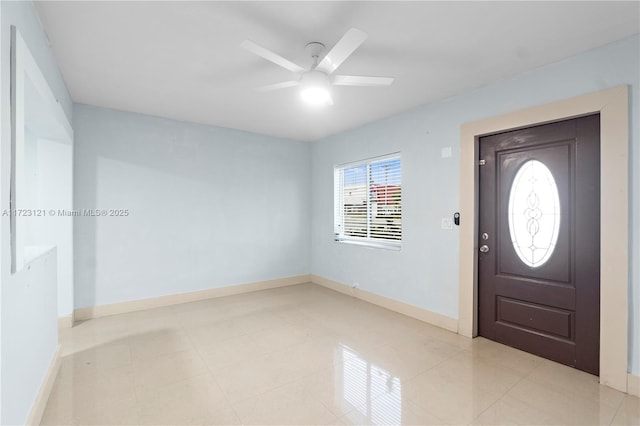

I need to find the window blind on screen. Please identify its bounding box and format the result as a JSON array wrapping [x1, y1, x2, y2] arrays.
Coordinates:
[[334, 155, 401, 247]]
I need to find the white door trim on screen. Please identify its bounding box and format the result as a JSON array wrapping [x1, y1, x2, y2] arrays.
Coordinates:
[[458, 86, 629, 392]]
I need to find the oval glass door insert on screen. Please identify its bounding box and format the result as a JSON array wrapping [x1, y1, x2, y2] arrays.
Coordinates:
[[508, 160, 560, 267]]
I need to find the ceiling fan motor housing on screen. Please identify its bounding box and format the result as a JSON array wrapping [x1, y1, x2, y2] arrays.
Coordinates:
[[305, 42, 326, 61]]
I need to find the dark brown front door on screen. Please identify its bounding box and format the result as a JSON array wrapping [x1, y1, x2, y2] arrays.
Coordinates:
[[478, 114, 600, 375]]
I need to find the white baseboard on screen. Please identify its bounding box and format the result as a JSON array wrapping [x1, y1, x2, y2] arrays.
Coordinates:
[[628, 372, 640, 397], [74, 274, 312, 321], [311, 274, 458, 333], [26, 344, 61, 425], [58, 314, 73, 329]]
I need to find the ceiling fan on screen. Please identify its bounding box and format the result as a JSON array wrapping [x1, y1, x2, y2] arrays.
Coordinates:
[[241, 28, 394, 106]]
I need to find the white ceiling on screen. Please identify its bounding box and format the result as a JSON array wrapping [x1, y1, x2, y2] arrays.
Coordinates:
[[35, 1, 639, 142]]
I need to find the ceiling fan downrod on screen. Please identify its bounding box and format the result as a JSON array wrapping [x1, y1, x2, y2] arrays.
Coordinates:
[[305, 42, 325, 68]]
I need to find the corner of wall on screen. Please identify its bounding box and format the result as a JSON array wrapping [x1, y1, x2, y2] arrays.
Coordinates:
[[311, 274, 459, 333]]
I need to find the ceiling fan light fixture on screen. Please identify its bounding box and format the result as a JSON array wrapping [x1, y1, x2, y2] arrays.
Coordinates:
[[300, 86, 331, 106], [300, 71, 332, 106], [242, 28, 394, 105]]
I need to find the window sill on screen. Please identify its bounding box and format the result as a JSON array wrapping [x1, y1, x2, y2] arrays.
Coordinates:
[[334, 239, 401, 251]]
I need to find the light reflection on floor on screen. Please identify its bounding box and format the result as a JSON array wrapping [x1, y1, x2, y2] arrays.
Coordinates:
[[42, 283, 638, 425], [339, 345, 402, 425]]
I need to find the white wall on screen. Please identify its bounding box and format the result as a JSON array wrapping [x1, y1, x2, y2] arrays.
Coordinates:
[[1, 4, 3, 420], [1, 250, 58, 425], [311, 35, 640, 374], [73, 104, 311, 309], [0, 1, 72, 423], [19, 40, 74, 319], [34, 138, 74, 316]]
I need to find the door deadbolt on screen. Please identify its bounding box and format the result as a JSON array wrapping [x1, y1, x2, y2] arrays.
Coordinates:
[[481, 233, 489, 240], [480, 245, 490, 253]]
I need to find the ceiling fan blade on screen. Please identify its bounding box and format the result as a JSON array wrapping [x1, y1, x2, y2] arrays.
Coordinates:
[[255, 81, 299, 92], [333, 75, 394, 86], [316, 28, 367, 74], [241, 40, 305, 74]]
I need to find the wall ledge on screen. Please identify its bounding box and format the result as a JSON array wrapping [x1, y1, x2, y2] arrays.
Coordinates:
[[311, 274, 458, 333], [73, 274, 311, 321]]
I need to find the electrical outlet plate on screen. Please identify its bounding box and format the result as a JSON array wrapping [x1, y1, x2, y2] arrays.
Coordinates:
[[442, 218, 453, 230]]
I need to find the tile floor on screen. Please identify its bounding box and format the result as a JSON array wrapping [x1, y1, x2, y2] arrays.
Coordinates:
[[42, 283, 639, 425]]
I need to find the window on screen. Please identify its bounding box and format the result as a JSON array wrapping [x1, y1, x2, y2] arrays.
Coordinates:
[[334, 154, 401, 248]]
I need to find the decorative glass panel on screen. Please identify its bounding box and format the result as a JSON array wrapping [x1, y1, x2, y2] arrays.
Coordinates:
[[508, 160, 560, 267]]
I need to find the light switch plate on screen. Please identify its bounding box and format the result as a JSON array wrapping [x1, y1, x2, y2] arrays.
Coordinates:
[[441, 147, 452, 158], [442, 218, 453, 230]]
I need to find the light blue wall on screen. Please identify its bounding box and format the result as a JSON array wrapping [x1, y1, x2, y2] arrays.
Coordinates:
[[311, 35, 640, 374], [73, 104, 311, 309], [0, 1, 72, 423], [1, 250, 58, 425], [0, 1, 71, 122]]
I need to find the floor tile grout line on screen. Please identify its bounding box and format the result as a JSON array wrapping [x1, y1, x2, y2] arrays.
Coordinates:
[[469, 367, 531, 425], [48, 285, 631, 426], [401, 393, 452, 426], [132, 313, 247, 424], [191, 325, 242, 415], [521, 360, 626, 413], [184, 310, 312, 425], [226, 358, 348, 414], [608, 392, 631, 425]]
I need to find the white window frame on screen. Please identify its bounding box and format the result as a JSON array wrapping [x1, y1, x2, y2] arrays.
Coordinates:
[[334, 153, 402, 250]]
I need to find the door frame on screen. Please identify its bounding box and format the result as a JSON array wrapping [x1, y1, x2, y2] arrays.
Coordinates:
[[458, 86, 629, 392]]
